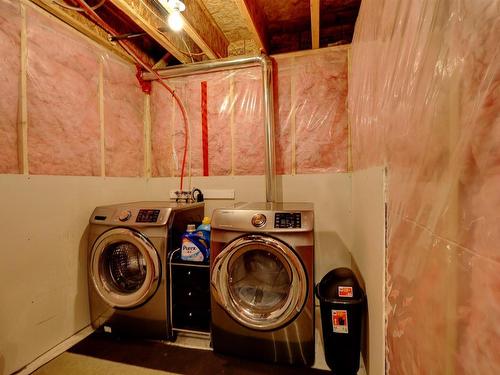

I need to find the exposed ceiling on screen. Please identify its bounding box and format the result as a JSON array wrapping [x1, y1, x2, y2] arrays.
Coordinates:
[[37, 0, 360, 66]]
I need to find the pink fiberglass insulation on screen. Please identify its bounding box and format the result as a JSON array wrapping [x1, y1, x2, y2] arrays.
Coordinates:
[[149, 48, 348, 177], [386, 221, 452, 374], [0, 0, 20, 173], [206, 71, 232, 176], [151, 80, 174, 177], [183, 78, 203, 177], [151, 77, 202, 178], [273, 56, 293, 175], [172, 72, 235, 177], [349, 0, 500, 373], [27, 8, 100, 176], [232, 67, 265, 175], [168, 77, 203, 177], [294, 48, 348, 174], [103, 56, 144, 177], [456, 255, 500, 373]]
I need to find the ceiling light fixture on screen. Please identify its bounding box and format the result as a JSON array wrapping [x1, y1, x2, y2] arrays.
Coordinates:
[[159, 0, 186, 32]]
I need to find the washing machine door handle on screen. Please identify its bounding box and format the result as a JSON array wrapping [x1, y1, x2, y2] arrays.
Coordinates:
[[211, 235, 308, 331], [90, 227, 161, 309]]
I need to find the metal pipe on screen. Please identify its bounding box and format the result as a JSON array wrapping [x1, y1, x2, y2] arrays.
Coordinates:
[[108, 32, 147, 42], [144, 55, 277, 203], [261, 57, 277, 203], [143, 55, 263, 80]]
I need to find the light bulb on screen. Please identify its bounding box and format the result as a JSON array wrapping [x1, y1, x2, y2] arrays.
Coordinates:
[[168, 11, 183, 32]]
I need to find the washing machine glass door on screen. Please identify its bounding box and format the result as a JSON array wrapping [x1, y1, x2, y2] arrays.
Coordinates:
[[211, 235, 307, 331], [91, 228, 160, 309]]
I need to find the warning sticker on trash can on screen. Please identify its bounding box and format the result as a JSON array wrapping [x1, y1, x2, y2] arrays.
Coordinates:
[[338, 286, 353, 297], [332, 310, 348, 334]]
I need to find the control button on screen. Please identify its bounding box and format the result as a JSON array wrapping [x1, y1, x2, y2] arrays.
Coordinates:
[[251, 213, 267, 227], [118, 210, 131, 222]]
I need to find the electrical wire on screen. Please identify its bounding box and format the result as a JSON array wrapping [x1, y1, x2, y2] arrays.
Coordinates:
[[73, 0, 190, 191], [179, 35, 193, 190], [52, 0, 106, 12], [181, 35, 194, 63]]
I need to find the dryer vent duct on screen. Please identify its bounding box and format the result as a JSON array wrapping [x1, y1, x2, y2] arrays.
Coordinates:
[[144, 55, 277, 203]]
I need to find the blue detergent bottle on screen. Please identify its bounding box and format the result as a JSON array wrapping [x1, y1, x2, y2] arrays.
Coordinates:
[[181, 224, 208, 262], [196, 217, 211, 260]]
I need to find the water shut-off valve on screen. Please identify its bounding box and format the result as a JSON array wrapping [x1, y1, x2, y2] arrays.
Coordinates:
[[174, 188, 204, 203]]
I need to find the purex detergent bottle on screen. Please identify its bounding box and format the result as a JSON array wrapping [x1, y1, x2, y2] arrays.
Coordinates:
[[181, 224, 208, 262], [196, 216, 211, 259]]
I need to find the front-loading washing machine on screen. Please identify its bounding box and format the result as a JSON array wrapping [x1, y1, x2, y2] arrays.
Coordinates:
[[210, 202, 314, 366], [88, 201, 204, 339]]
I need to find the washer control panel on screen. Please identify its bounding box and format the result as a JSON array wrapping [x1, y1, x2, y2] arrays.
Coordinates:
[[136, 209, 161, 223], [274, 212, 301, 228]]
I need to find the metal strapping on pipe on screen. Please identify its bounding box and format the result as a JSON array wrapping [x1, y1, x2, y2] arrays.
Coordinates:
[[144, 55, 277, 203]]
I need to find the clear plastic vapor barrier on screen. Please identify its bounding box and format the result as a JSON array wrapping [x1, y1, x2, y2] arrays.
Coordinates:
[[349, 0, 499, 373], [151, 47, 349, 177], [0, 0, 349, 178]]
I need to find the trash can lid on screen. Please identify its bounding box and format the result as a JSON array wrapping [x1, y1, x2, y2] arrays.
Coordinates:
[[315, 267, 364, 303]]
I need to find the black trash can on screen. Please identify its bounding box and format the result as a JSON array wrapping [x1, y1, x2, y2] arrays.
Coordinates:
[[316, 268, 365, 374]]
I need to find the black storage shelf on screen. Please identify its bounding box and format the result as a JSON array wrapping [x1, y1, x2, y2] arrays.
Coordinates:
[[172, 305, 211, 332], [170, 258, 210, 267], [169, 248, 211, 336]]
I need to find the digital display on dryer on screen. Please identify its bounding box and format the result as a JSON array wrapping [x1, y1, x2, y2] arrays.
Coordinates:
[[274, 213, 301, 228], [136, 209, 160, 223]]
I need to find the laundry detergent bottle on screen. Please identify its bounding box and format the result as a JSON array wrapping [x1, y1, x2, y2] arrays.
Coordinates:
[[196, 216, 211, 259], [181, 224, 208, 262]]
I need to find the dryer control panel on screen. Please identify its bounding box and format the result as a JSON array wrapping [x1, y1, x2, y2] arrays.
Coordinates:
[[274, 212, 301, 228], [136, 209, 161, 223]]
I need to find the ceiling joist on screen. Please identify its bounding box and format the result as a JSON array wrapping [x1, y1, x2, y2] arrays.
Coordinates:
[[108, 0, 200, 64], [310, 0, 320, 49], [234, 0, 268, 54]]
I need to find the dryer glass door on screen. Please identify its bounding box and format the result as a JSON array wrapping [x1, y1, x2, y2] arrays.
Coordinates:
[[211, 235, 307, 330], [91, 228, 160, 309]]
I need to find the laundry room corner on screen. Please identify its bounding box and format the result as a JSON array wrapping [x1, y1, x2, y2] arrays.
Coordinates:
[[0, 4, 358, 370], [3, 0, 495, 373]]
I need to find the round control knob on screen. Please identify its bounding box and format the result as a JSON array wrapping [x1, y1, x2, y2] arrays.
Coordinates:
[[118, 210, 131, 222], [251, 213, 267, 227]]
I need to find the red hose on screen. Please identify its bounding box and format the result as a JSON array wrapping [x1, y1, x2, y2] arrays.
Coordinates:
[[73, 0, 189, 190]]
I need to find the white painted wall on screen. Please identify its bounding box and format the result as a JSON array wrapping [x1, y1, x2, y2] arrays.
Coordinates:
[[0, 175, 173, 375], [0, 173, 352, 374], [351, 167, 386, 375]]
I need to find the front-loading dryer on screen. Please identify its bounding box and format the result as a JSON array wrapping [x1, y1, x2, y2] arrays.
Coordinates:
[[210, 202, 314, 366], [88, 201, 204, 339]]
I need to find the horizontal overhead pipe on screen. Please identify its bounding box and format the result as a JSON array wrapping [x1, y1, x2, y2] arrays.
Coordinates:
[[143, 55, 264, 80], [144, 55, 277, 203]]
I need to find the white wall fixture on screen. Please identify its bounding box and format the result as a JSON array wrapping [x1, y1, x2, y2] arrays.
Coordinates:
[[351, 167, 386, 375]]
